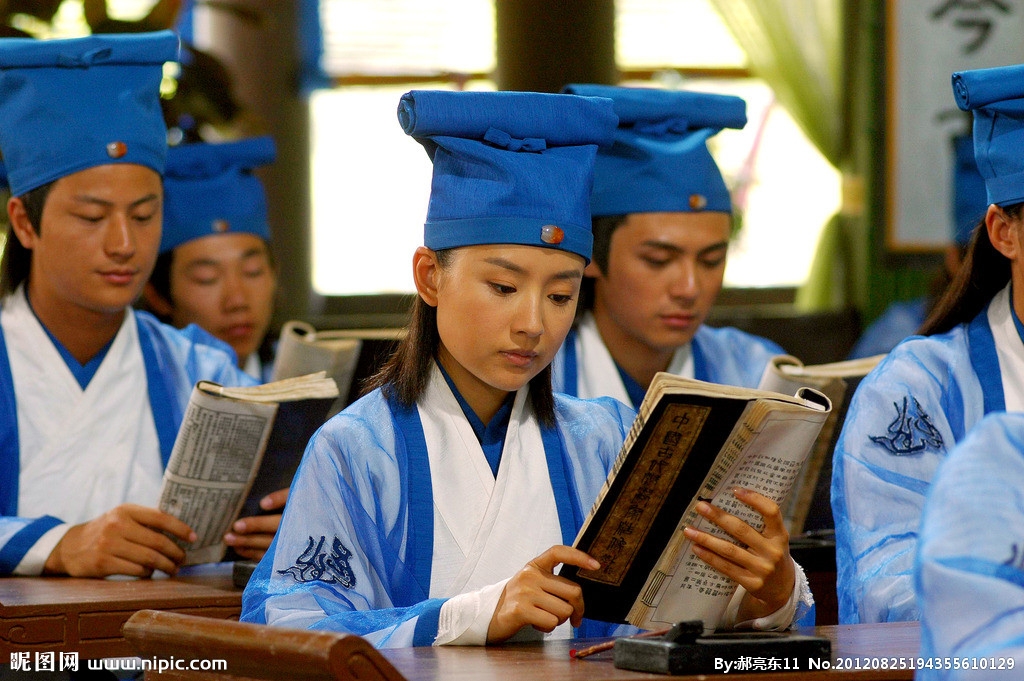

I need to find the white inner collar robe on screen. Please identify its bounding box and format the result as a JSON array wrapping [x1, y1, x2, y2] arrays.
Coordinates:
[[3, 286, 162, 523], [988, 283, 1024, 412], [572, 311, 692, 403]]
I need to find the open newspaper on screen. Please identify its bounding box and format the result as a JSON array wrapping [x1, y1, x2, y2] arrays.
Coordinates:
[[158, 372, 339, 564], [560, 372, 830, 632], [758, 354, 884, 534]]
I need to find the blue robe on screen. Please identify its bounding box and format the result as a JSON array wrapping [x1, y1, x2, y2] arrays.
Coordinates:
[[916, 412, 1024, 680], [551, 319, 783, 403], [0, 308, 254, 574], [241, 379, 636, 647], [832, 290, 1019, 624]]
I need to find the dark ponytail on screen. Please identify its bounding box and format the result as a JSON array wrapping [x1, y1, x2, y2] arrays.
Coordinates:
[[920, 203, 1021, 336]]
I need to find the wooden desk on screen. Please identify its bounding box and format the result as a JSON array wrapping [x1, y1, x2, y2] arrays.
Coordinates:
[[127, 616, 920, 681], [379, 623, 921, 681], [0, 570, 241, 659]]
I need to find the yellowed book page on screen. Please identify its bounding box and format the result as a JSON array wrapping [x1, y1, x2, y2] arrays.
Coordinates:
[[201, 371, 339, 403], [271, 321, 362, 407]]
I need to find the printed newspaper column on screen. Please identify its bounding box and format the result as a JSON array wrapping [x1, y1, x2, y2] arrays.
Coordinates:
[[159, 388, 277, 564], [158, 373, 339, 564]]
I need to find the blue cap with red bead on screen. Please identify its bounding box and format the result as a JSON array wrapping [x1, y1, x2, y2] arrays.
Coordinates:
[[0, 30, 178, 197], [398, 89, 618, 263], [161, 136, 276, 254], [562, 84, 746, 217]]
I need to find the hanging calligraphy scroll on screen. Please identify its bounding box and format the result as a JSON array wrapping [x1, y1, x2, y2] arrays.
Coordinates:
[[886, 0, 1024, 252]]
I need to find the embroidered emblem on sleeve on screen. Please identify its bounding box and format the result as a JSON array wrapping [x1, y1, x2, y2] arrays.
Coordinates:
[[869, 396, 944, 455], [277, 535, 357, 587]]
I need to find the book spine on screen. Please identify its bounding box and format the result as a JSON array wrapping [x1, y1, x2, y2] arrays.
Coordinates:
[[575, 384, 661, 539]]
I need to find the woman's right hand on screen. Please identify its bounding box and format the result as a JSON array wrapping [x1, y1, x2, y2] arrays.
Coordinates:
[[487, 545, 600, 643]]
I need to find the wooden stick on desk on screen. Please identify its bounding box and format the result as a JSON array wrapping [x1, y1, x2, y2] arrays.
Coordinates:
[[570, 627, 671, 659]]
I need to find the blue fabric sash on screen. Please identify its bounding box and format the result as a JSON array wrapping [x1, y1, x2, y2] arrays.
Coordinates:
[[692, 335, 709, 382], [0, 322, 19, 516], [388, 393, 435, 601], [561, 326, 580, 397], [137, 317, 180, 467], [968, 306, 1005, 415]]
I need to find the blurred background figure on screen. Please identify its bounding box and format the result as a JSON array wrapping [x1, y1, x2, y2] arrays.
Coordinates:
[[847, 132, 987, 360], [143, 136, 279, 380]]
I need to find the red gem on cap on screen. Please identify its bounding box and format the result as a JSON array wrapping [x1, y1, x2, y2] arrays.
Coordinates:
[[106, 141, 127, 159], [688, 194, 707, 211], [212, 219, 230, 233], [540, 224, 564, 244]]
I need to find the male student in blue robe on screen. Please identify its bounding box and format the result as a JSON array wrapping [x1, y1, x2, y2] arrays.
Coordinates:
[[241, 90, 812, 647], [833, 62, 1024, 624], [548, 85, 784, 408], [0, 32, 277, 577], [142, 136, 279, 382]]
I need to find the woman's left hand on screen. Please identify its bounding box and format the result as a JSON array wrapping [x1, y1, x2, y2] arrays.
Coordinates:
[[682, 487, 794, 620]]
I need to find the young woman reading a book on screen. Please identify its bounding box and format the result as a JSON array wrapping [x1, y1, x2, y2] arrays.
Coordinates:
[[143, 137, 280, 382], [0, 32, 277, 577], [549, 85, 786, 408], [832, 63, 1024, 625], [241, 90, 811, 647]]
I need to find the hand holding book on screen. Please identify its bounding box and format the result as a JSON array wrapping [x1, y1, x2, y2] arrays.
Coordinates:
[[560, 372, 830, 631], [684, 487, 795, 621]]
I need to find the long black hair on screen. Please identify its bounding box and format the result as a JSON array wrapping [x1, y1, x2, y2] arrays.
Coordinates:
[[920, 202, 1022, 335], [364, 248, 557, 427], [1, 181, 53, 297]]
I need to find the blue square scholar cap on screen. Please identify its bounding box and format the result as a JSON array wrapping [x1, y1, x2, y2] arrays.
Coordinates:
[[161, 136, 276, 253], [562, 84, 746, 216], [951, 134, 988, 247], [952, 63, 1024, 207], [397, 90, 618, 262], [0, 30, 179, 197]]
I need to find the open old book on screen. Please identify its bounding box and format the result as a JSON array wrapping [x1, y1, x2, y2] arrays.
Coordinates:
[[272, 321, 362, 416], [758, 354, 884, 534], [158, 372, 339, 564], [272, 320, 405, 416], [560, 372, 831, 631]]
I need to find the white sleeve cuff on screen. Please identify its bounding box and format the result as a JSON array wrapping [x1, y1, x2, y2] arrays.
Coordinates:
[[434, 579, 509, 646], [13, 523, 71, 576], [719, 558, 811, 631]]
